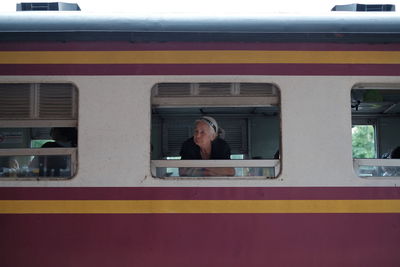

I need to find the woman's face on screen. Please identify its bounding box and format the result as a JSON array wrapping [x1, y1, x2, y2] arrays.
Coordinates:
[[193, 121, 215, 148]]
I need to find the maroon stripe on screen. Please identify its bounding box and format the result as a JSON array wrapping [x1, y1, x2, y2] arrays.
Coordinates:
[[1, 213, 399, 267], [0, 187, 399, 200], [1, 63, 400, 76], [1, 42, 399, 51]]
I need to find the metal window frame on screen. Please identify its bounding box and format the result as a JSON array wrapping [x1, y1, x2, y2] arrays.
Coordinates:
[[0, 82, 78, 180], [353, 158, 400, 178], [151, 82, 281, 179], [151, 159, 280, 179]]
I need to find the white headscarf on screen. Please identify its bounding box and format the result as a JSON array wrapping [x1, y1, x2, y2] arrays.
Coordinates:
[[199, 116, 218, 135]]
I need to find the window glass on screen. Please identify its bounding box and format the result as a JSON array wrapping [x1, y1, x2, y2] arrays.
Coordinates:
[[151, 83, 281, 179], [0, 83, 78, 179], [351, 85, 400, 177]]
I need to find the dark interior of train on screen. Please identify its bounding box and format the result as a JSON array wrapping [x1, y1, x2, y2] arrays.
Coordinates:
[[151, 106, 280, 160], [0, 127, 77, 178]]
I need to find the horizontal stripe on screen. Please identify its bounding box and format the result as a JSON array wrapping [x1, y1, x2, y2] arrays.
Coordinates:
[[1, 51, 400, 64], [1, 187, 400, 200], [1, 42, 400, 51], [1, 200, 399, 214], [1, 64, 400, 76], [1, 214, 399, 267]]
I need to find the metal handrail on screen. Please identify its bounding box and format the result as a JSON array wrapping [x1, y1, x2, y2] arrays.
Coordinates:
[[151, 159, 280, 178], [353, 158, 400, 167]]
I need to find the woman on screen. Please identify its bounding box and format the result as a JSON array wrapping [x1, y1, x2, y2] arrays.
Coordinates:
[[179, 116, 235, 176]]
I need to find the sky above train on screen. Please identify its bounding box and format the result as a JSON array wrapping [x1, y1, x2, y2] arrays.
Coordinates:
[[0, 0, 399, 13]]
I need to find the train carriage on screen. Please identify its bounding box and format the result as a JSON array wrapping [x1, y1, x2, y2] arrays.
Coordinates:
[[0, 9, 400, 267]]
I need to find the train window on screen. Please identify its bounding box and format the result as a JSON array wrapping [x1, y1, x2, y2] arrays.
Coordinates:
[[0, 83, 78, 179], [352, 84, 400, 177], [151, 83, 281, 179]]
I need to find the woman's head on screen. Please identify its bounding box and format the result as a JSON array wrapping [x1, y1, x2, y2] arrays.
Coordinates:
[[193, 116, 218, 147]]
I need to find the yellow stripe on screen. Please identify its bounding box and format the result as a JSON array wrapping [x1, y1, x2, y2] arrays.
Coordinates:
[[0, 200, 399, 214], [0, 51, 400, 64]]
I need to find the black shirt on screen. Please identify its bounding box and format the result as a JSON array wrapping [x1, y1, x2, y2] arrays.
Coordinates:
[[180, 137, 231, 160]]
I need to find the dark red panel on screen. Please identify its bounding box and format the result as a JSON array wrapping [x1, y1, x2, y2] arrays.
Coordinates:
[[0, 213, 399, 267], [0, 187, 399, 200], [1, 42, 399, 51], [1, 63, 400, 76]]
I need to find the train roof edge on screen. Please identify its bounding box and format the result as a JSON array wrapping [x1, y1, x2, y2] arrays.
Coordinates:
[[0, 12, 400, 42]]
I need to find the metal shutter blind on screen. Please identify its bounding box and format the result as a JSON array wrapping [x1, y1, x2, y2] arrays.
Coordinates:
[[156, 83, 191, 96], [198, 83, 232, 96], [163, 119, 193, 157], [153, 83, 277, 97], [239, 83, 275, 96], [220, 119, 248, 154], [0, 84, 31, 119], [39, 84, 75, 119], [0, 83, 77, 121]]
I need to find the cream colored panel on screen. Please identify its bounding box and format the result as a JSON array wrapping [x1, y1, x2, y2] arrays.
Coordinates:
[[1, 75, 400, 187]]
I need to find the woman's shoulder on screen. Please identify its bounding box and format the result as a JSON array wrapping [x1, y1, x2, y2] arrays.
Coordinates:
[[213, 137, 229, 147], [41, 141, 62, 148], [182, 136, 195, 146], [211, 138, 231, 159], [181, 137, 197, 152]]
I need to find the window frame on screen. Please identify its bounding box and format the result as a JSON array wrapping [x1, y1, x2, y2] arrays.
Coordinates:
[[150, 82, 281, 180], [0, 83, 78, 180], [351, 83, 400, 178]]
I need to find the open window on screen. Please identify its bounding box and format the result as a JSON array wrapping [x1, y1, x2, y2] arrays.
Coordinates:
[[0, 83, 78, 179], [351, 84, 400, 177], [151, 83, 281, 179]]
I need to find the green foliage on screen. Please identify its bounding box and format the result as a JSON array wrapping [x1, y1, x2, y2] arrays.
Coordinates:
[[352, 125, 376, 158]]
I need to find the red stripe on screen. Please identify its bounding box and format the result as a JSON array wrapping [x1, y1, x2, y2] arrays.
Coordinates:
[[1, 63, 400, 76], [0, 42, 399, 51], [0, 187, 399, 200], [1, 213, 399, 267]]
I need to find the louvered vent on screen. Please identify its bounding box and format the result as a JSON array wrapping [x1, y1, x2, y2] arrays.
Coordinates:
[[156, 83, 191, 96], [239, 83, 275, 96], [198, 83, 232, 96], [39, 84, 75, 119], [153, 83, 279, 107], [0, 84, 31, 119]]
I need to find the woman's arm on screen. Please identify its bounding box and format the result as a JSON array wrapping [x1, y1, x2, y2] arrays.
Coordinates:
[[202, 167, 235, 176]]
